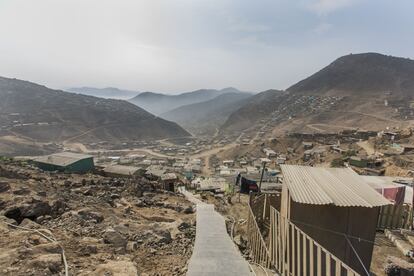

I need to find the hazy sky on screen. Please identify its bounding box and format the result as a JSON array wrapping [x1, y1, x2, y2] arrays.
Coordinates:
[[0, 0, 413, 94]]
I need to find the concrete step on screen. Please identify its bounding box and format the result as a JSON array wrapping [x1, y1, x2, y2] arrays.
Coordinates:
[[400, 229, 414, 247], [385, 229, 414, 259]]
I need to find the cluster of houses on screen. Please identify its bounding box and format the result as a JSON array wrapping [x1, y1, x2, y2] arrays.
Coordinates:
[[31, 152, 188, 192]]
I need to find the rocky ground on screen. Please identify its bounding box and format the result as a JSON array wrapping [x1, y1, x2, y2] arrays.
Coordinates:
[[0, 159, 196, 276]]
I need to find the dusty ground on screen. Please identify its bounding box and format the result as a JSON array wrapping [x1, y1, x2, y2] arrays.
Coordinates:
[[371, 232, 413, 276], [0, 160, 195, 276]]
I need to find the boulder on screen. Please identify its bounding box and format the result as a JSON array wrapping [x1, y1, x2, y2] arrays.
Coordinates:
[[126, 241, 138, 252], [20, 242, 61, 255], [51, 199, 69, 216], [0, 215, 17, 226], [0, 181, 10, 193], [19, 200, 52, 221], [90, 260, 138, 276], [385, 256, 414, 275], [102, 228, 127, 248], [77, 209, 104, 223], [183, 206, 194, 214], [233, 235, 247, 250], [178, 222, 191, 231], [28, 254, 62, 273]]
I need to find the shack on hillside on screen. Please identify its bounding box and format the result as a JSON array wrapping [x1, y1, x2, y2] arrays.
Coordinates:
[[161, 173, 179, 191], [280, 165, 390, 275], [33, 152, 94, 173]]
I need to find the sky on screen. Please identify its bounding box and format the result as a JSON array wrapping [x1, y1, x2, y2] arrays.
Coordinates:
[[0, 0, 413, 94]]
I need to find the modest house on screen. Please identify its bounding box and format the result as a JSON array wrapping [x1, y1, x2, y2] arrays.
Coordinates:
[[144, 165, 166, 180], [263, 148, 277, 158], [103, 165, 145, 178], [161, 173, 179, 191], [33, 152, 94, 173], [280, 165, 390, 275], [349, 156, 368, 168]]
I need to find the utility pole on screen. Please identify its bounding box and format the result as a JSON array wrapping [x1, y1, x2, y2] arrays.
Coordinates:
[[258, 161, 267, 192]]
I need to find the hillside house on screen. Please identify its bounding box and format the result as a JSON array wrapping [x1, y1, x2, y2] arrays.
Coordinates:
[[263, 148, 277, 158], [302, 141, 314, 149], [223, 160, 235, 167], [33, 152, 94, 173], [349, 156, 368, 168], [280, 165, 390, 275], [161, 173, 179, 191]]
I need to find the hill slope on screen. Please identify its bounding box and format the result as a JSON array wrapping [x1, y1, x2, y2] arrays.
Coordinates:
[[161, 92, 252, 135], [0, 77, 190, 145], [221, 53, 414, 135], [68, 87, 139, 99], [288, 53, 414, 96], [129, 87, 245, 115]]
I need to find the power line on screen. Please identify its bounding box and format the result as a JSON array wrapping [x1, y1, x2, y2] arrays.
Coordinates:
[[289, 218, 376, 245]]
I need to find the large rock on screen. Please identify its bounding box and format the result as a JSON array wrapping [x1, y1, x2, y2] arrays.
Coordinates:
[[102, 228, 127, 248], [77, 209, 104, 223], [90, 260, 138, 276], [28, 254, 62, 274], [4, 200, 52, 223], [385, 256, 414, 275], [0, 181, 10, 193]]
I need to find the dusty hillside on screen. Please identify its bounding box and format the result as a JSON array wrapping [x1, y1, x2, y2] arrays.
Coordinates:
[[221, 53, 414, 134], [0, 159, 195, 276], [0, 77, 190, 145]]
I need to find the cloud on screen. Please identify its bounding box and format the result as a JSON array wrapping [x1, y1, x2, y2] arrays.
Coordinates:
[[0, 0, 411, 93], [312, 23, 333, 35], [309, 0, 360, 15]]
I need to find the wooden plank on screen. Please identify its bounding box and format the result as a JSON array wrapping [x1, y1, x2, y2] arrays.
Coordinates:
[[297, 229, 301, 276], [303, 234, 307, 276], [291, 224, 295, 276], [286, 220, 290, 276], [326, 253, 331, 276], [317, 246, 321, 276], [336, 260, 341, 276], [309, 239, 314, 276]]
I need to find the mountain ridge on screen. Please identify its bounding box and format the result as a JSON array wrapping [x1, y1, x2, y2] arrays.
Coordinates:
[[0, 76, 190, 146], [129, 87, 250, 115], [161, 92, 253, 135], [221, 53, 414, 134]]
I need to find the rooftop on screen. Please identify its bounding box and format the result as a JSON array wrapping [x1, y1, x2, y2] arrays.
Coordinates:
[[103, 165, 143, 176], [281, 165, 390, 207], [34, 152, 93, 167]]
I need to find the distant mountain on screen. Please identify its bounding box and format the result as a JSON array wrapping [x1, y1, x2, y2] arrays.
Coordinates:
[[0, 77, 190, 146], [68, 87, 139, 99], [161, 92, 252, 135], [220, 90, 286, 132], [288, 52, 414, 96], [129, 87, 246, 115], [221, 53, 414, 134]]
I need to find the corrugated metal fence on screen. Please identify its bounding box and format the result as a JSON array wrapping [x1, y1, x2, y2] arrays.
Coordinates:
[[377, 203, 412, 230]]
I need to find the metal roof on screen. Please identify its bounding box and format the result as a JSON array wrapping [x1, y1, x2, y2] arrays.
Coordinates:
[[103, 165, 143, 176], [34, 152, 93, 167], [281, 165, 391, 207], [161, 173, 178, 181]]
